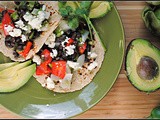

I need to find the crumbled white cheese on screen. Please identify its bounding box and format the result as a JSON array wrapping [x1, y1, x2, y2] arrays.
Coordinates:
[[65, 45, 75, 56], [9, 28, 22, 37], [23, 8, 50, 31], [45, 33, 56, 48], [4, 25, 13, 33], [88, 61, 98, 71], [32, 55, 41, 65], [32, 8, 39, 15], [28, 18, 42, 31], [41, 83, 46, 87], [46, 77, 55, 89], [15, 19, 25, 28], [61, 37, 70, 47], [90, 52, 97, 59], [23, 12, 34, 22], [67, 61, 81, 70], [21, 35, 27, 42], [37, 11, 46, 21], [50, 49, 58, 58]]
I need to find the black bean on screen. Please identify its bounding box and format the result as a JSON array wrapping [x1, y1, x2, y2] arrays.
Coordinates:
[[2, 10, 7, 17], [71, 32, 77, 40], [5, 35, 12, 42], [61, 52, 67, 60], [76, 32, 81, 39], [58, 45, 63, 51], [15, 37, 21, 43], [16, 45, 24, 51], [5, 41, 12, 48], [10, 42, 15, 47], [65, 30, 72, 36], [13, 51, 19, 58]]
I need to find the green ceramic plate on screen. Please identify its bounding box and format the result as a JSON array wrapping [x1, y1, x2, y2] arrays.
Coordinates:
[[0, 4, 124, 119]]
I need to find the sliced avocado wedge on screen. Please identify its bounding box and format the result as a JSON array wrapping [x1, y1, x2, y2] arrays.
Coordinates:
[[0, 62, 19, 71], [0, 64, 36, 93], [89, 1, 113, 19], [125, 38, 160, 92], [90, 1, 102, 9], [0, 60, 31, 79]]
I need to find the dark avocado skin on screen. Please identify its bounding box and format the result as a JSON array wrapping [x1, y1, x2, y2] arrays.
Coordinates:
[[125, 38, 160, 93]]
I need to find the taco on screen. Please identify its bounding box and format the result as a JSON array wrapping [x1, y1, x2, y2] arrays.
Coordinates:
[[0, 1, 61, 61], [33, 19, 105, 93]]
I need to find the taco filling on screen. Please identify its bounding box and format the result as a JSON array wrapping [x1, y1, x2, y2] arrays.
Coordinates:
[[33, 20, 100, 91], [0, 1, 51, 58]]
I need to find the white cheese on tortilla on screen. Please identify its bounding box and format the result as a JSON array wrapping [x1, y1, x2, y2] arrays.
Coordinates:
[[88, 61, 98, 71]]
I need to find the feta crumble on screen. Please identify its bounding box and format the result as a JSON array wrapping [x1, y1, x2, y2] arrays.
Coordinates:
[[33, 55, 41, 65], [46, 77, 55, 89], [90, 52, 97, 59], [23, 12, 34, 22], [9, 28, 22, 37], [50, 49, 58, 58], [28, 18, 42, 31], [67, 61, 81, 70], [65, 45, 75, 56], [15, 19, 25, 28], [45, 33, 56, 48], [4, 25, 13, 33], [88, 61, 98, 71], [21, 35, 27, 42]]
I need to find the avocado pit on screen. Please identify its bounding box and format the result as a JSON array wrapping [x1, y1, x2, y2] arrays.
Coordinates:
[[136, 56, 159, 80]]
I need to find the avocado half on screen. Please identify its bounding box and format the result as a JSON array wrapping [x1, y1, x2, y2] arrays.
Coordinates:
[[125, 38, 160, 92]]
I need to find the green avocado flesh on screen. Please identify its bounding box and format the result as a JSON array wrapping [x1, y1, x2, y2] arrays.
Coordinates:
[[126, 38, 160, 92], [0, 64, 36, 93], [0, 62, 18, 71], [0, 60, 31, 79], [89, 1, 111, 19]]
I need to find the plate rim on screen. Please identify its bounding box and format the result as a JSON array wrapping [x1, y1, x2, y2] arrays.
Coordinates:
[[0, 3, 125, 119]]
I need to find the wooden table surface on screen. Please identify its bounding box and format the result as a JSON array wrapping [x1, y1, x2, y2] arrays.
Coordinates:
[[1, 1, 160, 119]]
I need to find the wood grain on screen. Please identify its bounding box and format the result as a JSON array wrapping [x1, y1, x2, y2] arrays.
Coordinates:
[[1, 1, 160, 119]]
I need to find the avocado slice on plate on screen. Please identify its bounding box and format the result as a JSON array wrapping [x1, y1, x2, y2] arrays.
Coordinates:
[[0, 64, 36, 93], [89, 1, 113, 19], [125, 38, 160, 92], [0, 60, 31, 79], [0, 62, 18, 71]]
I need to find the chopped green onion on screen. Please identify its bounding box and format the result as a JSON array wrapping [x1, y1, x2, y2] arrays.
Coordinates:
[[11, 11, 19, 21]]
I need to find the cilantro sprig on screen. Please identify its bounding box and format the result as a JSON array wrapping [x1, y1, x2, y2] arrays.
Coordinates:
[[58, 1, 107, 51]]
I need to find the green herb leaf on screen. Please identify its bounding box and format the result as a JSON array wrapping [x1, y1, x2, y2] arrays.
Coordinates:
[[68, 17, 79, 29], [75, 8, 87, 17], [59, 8, 68, 17], [58, 1, 66, 8], [80, 1, 92, 10]]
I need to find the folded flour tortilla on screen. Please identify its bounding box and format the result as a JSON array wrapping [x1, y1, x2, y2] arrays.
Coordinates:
[[0, 1, 62, 61]]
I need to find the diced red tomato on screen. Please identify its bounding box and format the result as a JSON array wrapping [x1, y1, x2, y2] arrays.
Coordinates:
[[79, 42, 87, 54], [66, 38, 74, 46], [19, 41, 32, 58], [2, 11, 14, 36], [36, 62, 52, 75], [51, 61, 66, 79], [41, 49, 52, 64]]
